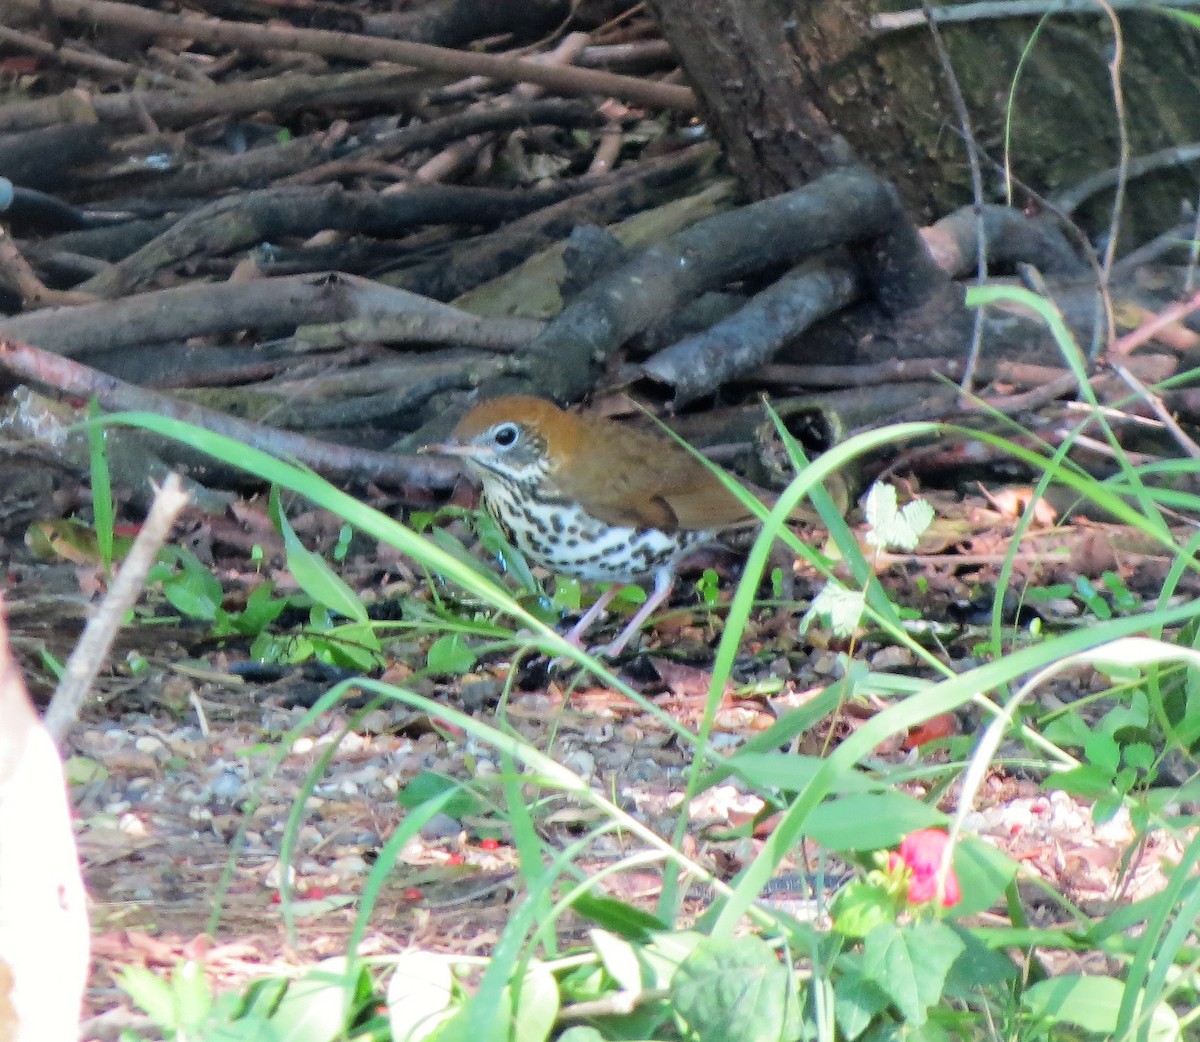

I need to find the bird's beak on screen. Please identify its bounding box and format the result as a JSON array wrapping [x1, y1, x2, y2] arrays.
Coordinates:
[[418, 440, 485, 460]]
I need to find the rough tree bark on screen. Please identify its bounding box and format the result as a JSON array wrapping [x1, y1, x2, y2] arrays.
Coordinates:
[[649, 0, 1200, 240]]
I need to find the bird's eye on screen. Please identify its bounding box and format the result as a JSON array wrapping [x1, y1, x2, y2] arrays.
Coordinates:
[[491, 423, 520, 448]]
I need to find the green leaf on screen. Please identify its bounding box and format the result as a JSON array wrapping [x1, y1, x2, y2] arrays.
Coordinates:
[[511, 960, 558, 1042], [119, 965, 177, 1029], [672, 935, 801, 1042], [803, 792, 945, 851], [172, 959, 212, 1031], [1084, 730, 1120, 774], [427, 634, 477, 675], [639, 930, 707, 991], [269, 957, 357, 1041], [862, 921, 964, 1026], [951, 836, 1017, 917], [590, 929, 643, 992], [386, 951, 455, 1042], [832, 881, 896, 939], [800, 580, 866, 637], [65, 755, 107, 785], [728, 753, 881, 795], [232, 581, 289, 635], [1041, 712, 1094, 748], [1124, 741, 1156, 772], [864, 484, 933, 552], [398, 772, 481, 820], [162, 552, 224, 621], [942, 924, 1017, 993], [832, 963, 891, 1041], [271, 487, 367, 623], [557, 1029, 605, 1042], [1051, 764, 1120, 800], [170, 955, 212, 1027], [570, 894, 667, 939], [1021, 975, 1126, 1033]]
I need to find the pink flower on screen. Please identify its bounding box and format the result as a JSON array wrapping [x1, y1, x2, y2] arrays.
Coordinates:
[[897, 828, 961, 907]]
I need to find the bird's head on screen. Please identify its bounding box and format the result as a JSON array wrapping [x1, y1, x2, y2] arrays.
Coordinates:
[[419, 395, 579, 490]]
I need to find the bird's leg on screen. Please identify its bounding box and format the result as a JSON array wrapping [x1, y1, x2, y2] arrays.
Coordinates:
[[594, 569, 674, 658], [564, 584, 623, 648]]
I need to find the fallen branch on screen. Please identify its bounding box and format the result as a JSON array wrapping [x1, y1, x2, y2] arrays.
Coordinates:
[[0, 338, 460, 488], [12, 0, 697, 113]]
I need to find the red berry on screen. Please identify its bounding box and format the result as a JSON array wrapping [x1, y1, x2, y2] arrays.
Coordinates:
[[897, 828, 961, 908]]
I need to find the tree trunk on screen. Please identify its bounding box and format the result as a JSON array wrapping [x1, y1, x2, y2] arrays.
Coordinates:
[[649, 0, 1200, 242]]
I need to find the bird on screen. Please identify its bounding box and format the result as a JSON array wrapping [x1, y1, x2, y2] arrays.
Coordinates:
[[421, 394, 771, 657]]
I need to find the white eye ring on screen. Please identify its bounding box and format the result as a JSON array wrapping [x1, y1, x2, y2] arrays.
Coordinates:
[[492, 422, 520, 448]]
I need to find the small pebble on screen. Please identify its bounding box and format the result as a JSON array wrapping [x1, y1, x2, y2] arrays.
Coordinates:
[[265, 861, 295, 888], [209, 771, 244, 800], [870, 646, 915, 670], [563, 750, 595, 779], [329, 854, 368, 876], [419, 812, 463, 841], [460, 678, 503, 711], [118, 813, 146, 837], [134, 735, 167, 758]]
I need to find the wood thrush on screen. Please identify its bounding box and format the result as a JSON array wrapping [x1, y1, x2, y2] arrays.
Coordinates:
[[421, 395, 765, 657]]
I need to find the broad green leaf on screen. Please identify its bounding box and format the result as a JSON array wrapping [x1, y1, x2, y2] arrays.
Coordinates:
[[862, 922, 963, 1026], [398, 772, 481, 820], [119, 965, 177, 1029], [672, 935, 801, 1042], [427, 634, 477, 675], [1084, 731, 1120, 774], [832, 962, 890, 1041], [728, 753, 882, 794], [803, 792, 945, 851], [269, 957, 356, 1042], [172, 959, 212, 1030], [951, 836, 1017, 917], [512, 960, 558, 1042], [387, 951, 455, 1042], [1021, 975, 1124, 1033], [271, 488, 367, 623], [943, 924, 1017, 993], [163, 573, 222, 621]]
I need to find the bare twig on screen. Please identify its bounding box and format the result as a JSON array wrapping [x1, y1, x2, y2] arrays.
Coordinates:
[[0, 227, 95, 309], [1109, 362, 1200, 461], [11, 0, 697, 112], [1106, 291, 1200, 358], [43, 473, 189, 740], [0, 22, 190, 86]]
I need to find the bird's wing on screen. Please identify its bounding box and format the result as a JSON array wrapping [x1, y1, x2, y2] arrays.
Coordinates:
[[555, 422, 756, 532]]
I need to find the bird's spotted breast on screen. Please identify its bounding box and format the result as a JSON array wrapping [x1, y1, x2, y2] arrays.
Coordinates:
[[479, 477, 708, 584]]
